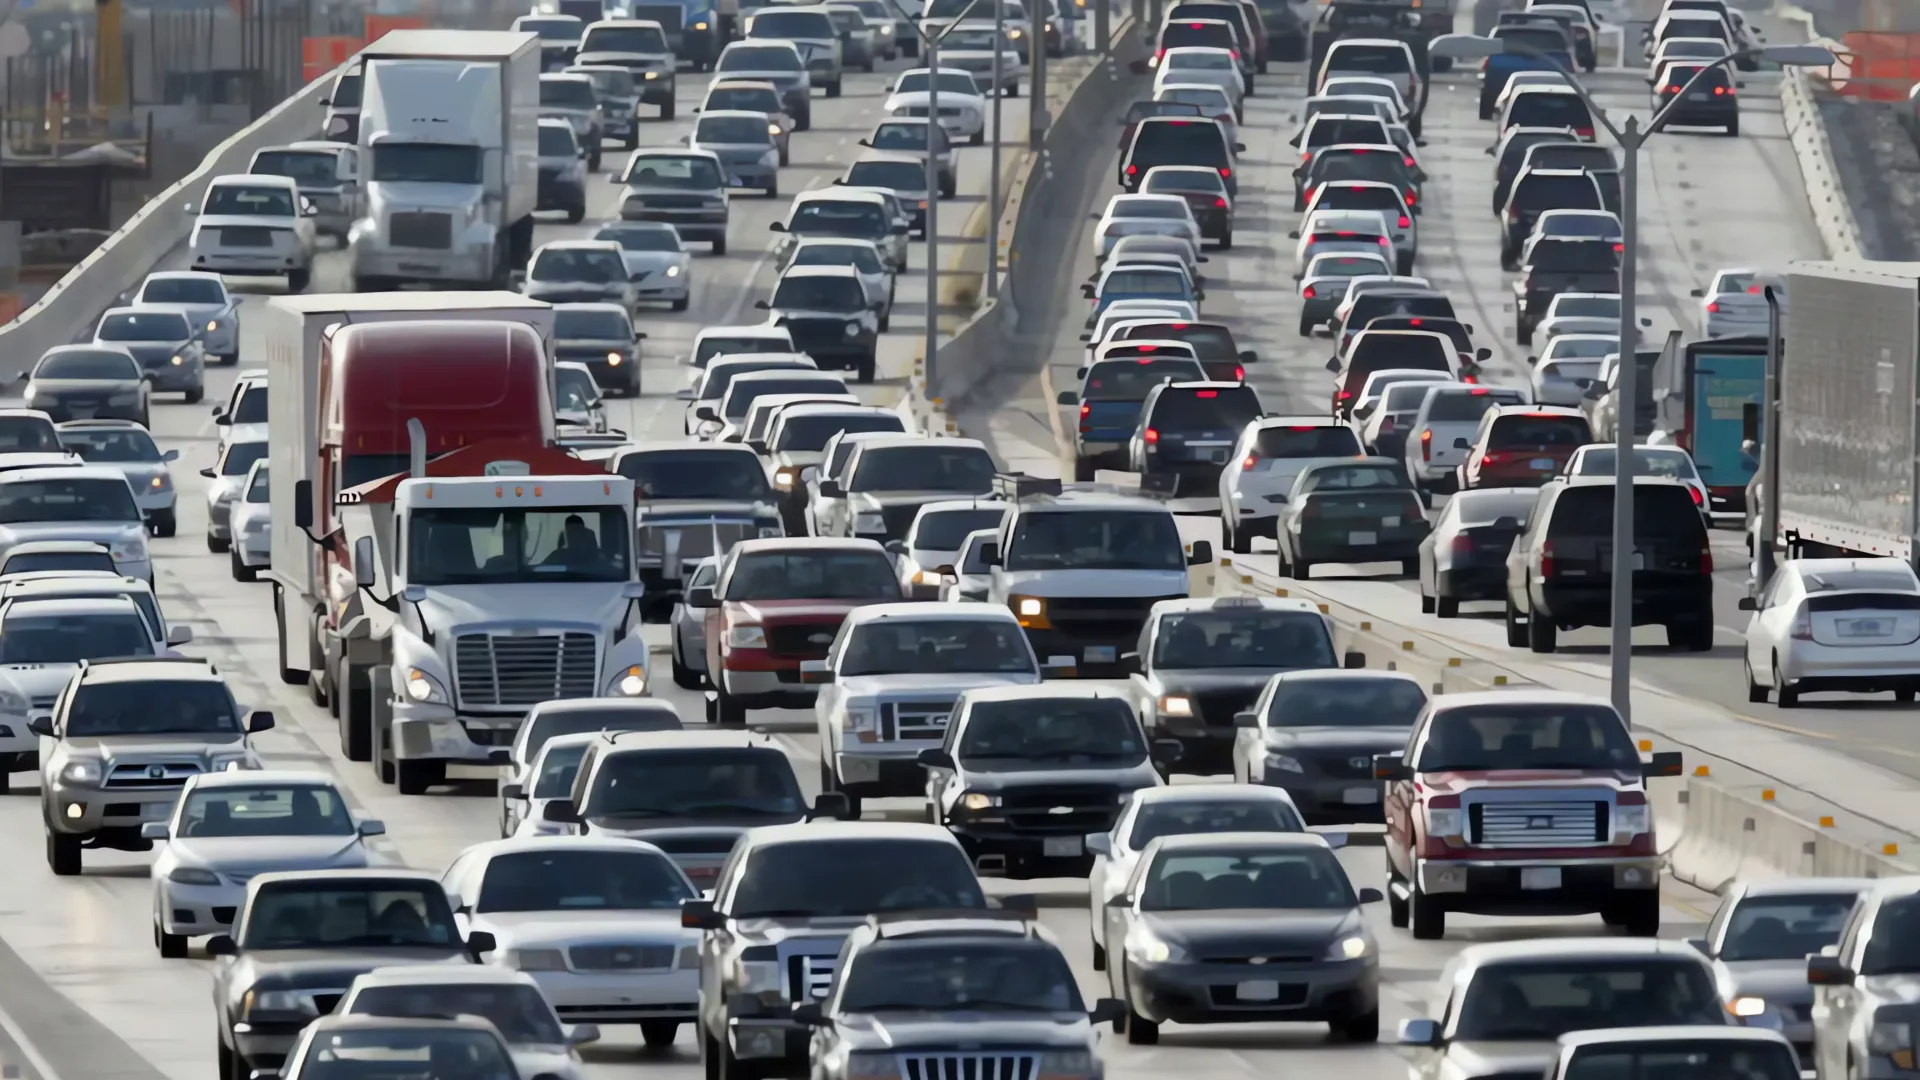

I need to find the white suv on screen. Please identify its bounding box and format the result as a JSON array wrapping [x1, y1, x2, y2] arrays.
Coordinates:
[[1401, 383, 1530, 498], [1219, 416, 1365, 554]]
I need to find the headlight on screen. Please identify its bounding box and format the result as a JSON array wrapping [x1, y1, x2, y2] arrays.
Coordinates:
[[1427, 807, 1465, 838], [768, 122, 782, 135], [0, 687, 24, 714], [774, 468, 797, 489], [607, 352, 625, 365], [1038, 1052, 1095, 1075], [1014, 596, 1044, 618], [694, 19, 709, 28], [843, 706, 878, 733], [60, 760, 101, 785], [109, 393, 138, 406], [726, 624, 767, 649], [1125, 929, 1182, 964], [206, 320, 221, 332], [1727, 996, 1768, 1018], [853, 511, 884, 533], [843, 322, 861, 337], [150, 474, 171, 491], [210, 755, 253, 772], [960, 792, 1001, 811], [1263, 751, 1303, 773], [1159, 695, 1192, 716], [728, 957, 783, 993], [170, 355, 184, 366], [612, 664, 647, 696], [404, 667, 449, 704], [244, 990, 307, 1014], [1870, 1021, 1914, 1053], [1614, 804, 1651, 835], [644, 70, 660, 79], [1329, 935, 1371, 961], [666, 265, 682, 277], [509, 948, 569, 971], [110, 539, 146, 563], [168, 867, 221, 886]]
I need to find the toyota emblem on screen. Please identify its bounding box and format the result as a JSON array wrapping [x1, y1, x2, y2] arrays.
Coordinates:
[[147, 764, 166, 779], [1048, 806, 1073, 815], [1349, 756, 1371, 770], [613, 951, 633, 965]]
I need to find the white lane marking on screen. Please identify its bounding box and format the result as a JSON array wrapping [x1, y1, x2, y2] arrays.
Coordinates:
[[0, 1001, 65, 1080]]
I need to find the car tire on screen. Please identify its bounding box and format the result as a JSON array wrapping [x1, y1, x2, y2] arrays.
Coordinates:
[[663, 99, 677, 120], [971, 129, 985, 146], [230, 549, 256, 583], [150, 509, 176, 538], [1333, 1007, 1380, 1043], [1727, 118, 1739, 137], [1219, 230, 1233, 250], [184, 385, 204, 405], [856, 355, 876, 384], [1298, 316, 1314, 337], [779, 145, 791, 166], [1124, 1005, 1159, 1045], [640, 1021, 680, 1048], [288, 268, 310, 293], [671, 638, 702, 690], [207, 532, 229, 554], [715, 687, 748, 727], [1436, 596, 1459, 618], [1007, 80, 1020, 97], [1775, 661, 1799, 707], [672, 297, 690, 312], [1290, 558, 1311, 580], [1409, 884, 1445, 940], [713, 236, 728, 256], [1527, 608, 1557, 653], [156, 920, 188, 959], [827, 79, 842, 98], [45, 825, 80, 876], [566, 202, 586, 224], [625, 130, 640, 150], [396, 758, 437, 795], [1615, 892, 1661, 936], [1504, 600, 1527, 647], [219, 1038, 241, 1080], [588, 146, 602, 172]]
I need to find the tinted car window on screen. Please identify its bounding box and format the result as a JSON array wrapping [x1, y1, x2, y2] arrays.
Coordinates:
[[1129, 799, 1303, 848], [1346, 293, 1454, 327], [1326, 43, 1409, 71], [1252, 425, 1362, 457], [1158, 21, 1236, 48], [1508, 92, 1591, 128], [726, 549, 899, 599], [1427, 389, 1525, 422], [1529, 239, 1620, 271], [1124, 101, 1205, 125], [732, 839, 983, 917], [1545, 483, 1706, 541], [1083, 359, 1206, 400], [1511, 173, 1602, 211], [1268, 677, 1426, 725], [1526, 143, 1616, 172], [1147, 385, 1262, 428], [1487, 413, 1591, 447], [1130, 120, 1229, 167], [1306, 118, 1388, 147]]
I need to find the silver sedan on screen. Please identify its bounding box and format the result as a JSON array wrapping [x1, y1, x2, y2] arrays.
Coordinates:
[[1695, 267, 1786, 339]]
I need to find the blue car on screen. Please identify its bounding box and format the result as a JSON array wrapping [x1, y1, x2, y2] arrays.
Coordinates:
[[1057, 354, 1209, 480], [1480, 35, 1574, 119]]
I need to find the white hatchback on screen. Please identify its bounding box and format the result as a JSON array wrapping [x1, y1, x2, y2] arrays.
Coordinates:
[[1742, 558, 1920, 707]]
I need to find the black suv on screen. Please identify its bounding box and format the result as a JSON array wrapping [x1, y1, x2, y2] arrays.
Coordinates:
[[1512, 238, 1621, 344], [1129, 379, 1264, 494], [1499, 167, 1604, 270], [1122, 116, 1243, 196], [1502, 477, 1715, 653], [1651, 62, 1739, 135]]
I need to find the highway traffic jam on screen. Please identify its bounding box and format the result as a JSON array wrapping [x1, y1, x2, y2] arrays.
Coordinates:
[[0, 0, 1909, 1078]]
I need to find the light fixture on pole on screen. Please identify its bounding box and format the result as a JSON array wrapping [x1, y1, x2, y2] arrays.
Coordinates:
[[1427, 33, 1832, 721]]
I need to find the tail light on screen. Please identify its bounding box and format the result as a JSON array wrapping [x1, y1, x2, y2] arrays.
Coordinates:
[[1302, 284, 1317, 299], [1451, 534, 1474, 559], [1420, 429, 1432, 461], [1746, 284, 1764, 293], [1481, 451, 1502, 465], [1791, 604, 1813, 640], [1144, 428, 1160, 444], [1379, 417, 1396, 434], [1405, 190, 1417, 206], [1539, 539, 1556, 577], [1701, 537, 1713, 574], [1302, 501, 1324, 519], [1336, 388, 1353, 401], [1241, 453, 1258, 470], [1300, 150, 1312, 162], [1216, 113, 1233, 126], [1462, 373, 1479, 384], [1219, 167, 1232, 177], [1195, 390, 1218, 398], [1214, 197, 1228, 208], [1402, 155, 1416, 168], [1230, 49, 1240, 60], [1398, 215, 1410, 228], [1706, 301, 1721, 313], [1507, 208, 1520, 220], [1232, 365, 1245, 381], [1079, 403, 1090, 419], [1715, 85, 1730, 95], [1688, 486, 1704, 506], [1125, 164, 1138, 175], [1376, 236, 1389, 245], [1575, 126, 1594, 137], [1154, 47, 1165, 59]]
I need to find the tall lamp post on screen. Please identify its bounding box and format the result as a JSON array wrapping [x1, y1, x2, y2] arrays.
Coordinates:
[[1427, 33, 1832, 721]]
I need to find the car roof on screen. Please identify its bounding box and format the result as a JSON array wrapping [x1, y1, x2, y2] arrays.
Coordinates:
[[208, 173, 299, 191], [1129, 782, 1302, 806], [1458, 937, 1707, 967], [959, 682, 1133, 704], [1559, 1027, 1792, 1050], [778, 264, 864, 281], [3, 596, 144, 619], [4, 575, 153, 598], [746, 820, 958, 848], [0, 464, 126, 484], [1150, 831, 1334, 853], [79, 658, 223, 685], [355, 965, 538, 988]]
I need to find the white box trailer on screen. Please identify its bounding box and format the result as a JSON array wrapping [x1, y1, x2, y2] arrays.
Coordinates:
[[261, 291, 556, 688]]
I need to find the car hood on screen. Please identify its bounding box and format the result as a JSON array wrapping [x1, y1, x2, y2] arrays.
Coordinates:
[[1718, 960, 1819, 1007], [127, 301, 228, 321], [730, 913, 879, 944], [237, 948, 474, 989], [1415, 769, 1642, 793], [0, 521, 144, 553], [612, 251, 686, 272], [1146, 670, 1283, 696], [415, 584, 627, 636], [838, 672, 1038, 699], [962, 761, 1159, 785], [474, 908, 689, 949], [576, 49, 675, 67], [1263, 725, 1412, 753], [1446, 1041, 1562, 1075], [63, 734, 247, 757], [695, 141, 777, 158], [769, 306, 868, 321], [836, 1012, 1093, 1051], [999, 568, 1188, 599], [29, 377, 143, 394], [0, 664, 85, 698], [1141, 908, 1360, 953], [173, 834, 375, 873], [579, 815, 803, 844]]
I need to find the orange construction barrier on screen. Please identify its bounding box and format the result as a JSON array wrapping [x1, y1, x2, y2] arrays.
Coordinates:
[[365, 15, 427, 44], [1832, 31, 1920, 100], [0, 294, 24, 328], [303, 35, 365, 84]]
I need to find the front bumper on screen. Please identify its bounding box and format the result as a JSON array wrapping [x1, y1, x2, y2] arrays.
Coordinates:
[[1414, 855, 1661, 915], [352, 244, 494, 284], [833, 743, 927, 797], [191, 248, 307, 276], [622, 206, 728, 241], [158, 878, 246, 936], [526, 969, 699, 1024], [32, 397, 146, 423], [144, 362, 204, 393], [43, 782, 181, 835], [1020, 624, 1148, 679], [720, 666, 818, 710], [947, 817, 1106, 877], [539, 174, 587, 211], [237, 521, 272, 567], [1125, 956, 1377, 1026], [389, 701, 525, 762]]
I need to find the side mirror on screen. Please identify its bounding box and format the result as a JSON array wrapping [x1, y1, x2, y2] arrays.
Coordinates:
[[798, 659, 834, 685], [819, 479, 844, 498], [1151, 738, 1184, 764], [1343, 650, 1366, 669], [1055, 390, 1077, 406], [917, 747, 955, 769], [1187, 540, 1213, 565], [1357, 886, 1384, 904], [1287, 230, 1300, 239], [353, 535, 376, 588], [162, 448, 181, 462], [1324, 357, 1341, 373], [1475, 347, 1493, 361], [1452, 437, 1471, 450], [1234, 710, 1259, 729], [1239, 349, 1258, 362], [293, 478, 314, 531], [1641, 751, 1684, 778], [693, 402, 719, 421], [542, 799, 581, 824], [687, 585, 717, 608], [808, 792, 855, 820], [567, 1025, 602, 1047], [769, 221, 787, 232], [1689, 287, 1705, 298], [1085, 832, 1112, 856], [1373, 752, 1412, 782], [167, 625, 194, 646], [681, 897, 725, 930], [884, 539, 907, 556], [1685, 936, 1712, 957], [141, 821, 169, 840], [1737, 596, 1757, 611], [1397, 1017, 1442, 1047], [214, 413, 232, 426], [753, 299, 770, 310], [1492, 515, 1520, 530], [791, 1003, 830, 1027], [1089, 999, 1127, 1025], [1082, 284, 1097, 299], [206, 935, 238, 957], [466, 930, 497, 955], [501, 782, 526, 800], [1234, 142, 1247, 152], [1808, 954, 1855, 986], [980, 542, 1000, 566], [358, 819, 386, 836], [1525, 354, 1539, 366], [247, 710, 275, 734], [199, 467, 216, 479], [27, 717, 53, 738]]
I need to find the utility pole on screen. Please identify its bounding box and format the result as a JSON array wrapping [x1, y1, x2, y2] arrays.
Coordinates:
[[1027, 0, 1045, 149], [1757, 285, 1784, 590], [1093, 0, 1108, 53], [986, 0, 1003, 298]]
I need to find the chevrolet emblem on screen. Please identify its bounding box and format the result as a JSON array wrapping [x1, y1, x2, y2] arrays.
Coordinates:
[[1248, 957, 1268, 965], [147, 764, 166, 779], [1048, 806, 1072, 815]]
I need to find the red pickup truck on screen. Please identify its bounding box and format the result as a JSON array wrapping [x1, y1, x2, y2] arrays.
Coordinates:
[[1375, 690, 1681, 940], [688, 538, 903, 726]]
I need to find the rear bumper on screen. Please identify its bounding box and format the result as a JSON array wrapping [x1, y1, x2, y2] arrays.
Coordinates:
[[1534, 578, 1713, 626]]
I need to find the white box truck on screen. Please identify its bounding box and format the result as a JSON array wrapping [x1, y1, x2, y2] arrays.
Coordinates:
[[348, 30, 541, 291]]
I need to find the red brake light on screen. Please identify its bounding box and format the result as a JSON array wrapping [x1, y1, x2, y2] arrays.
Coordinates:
[[1470, 388, 1489, 396], [1451, 534, 1474, 559], [1241, 453, 1258, 470], [1707, 301, 1720, 313], [1336, 231, 1356, 237], [1302, 285, 1317, 298], [1406, 191, 1417, 206], [1144, 428, 1160, 444], [1126, 164, 1138, 175], [1139, 344, 1158, 351], [1188, 21, 1202, 27], [1155, 47, 1166, 57], [1336, 389, 1353, 400], [1232, 365, 1244, 381], [1689, 485, 1704, 506], [1214, 197, 1227, 208], [1079, 403, 1090, 418], [1376, 237, 1389, 245], [1462, 374, 1478, 384], [1746, 285, 1763, 293], [1134, 357, 1156, 364], [1195, 390, 1219, 398], [1408, 318, 1422, 325], [1230, 49, 1240, 59], [1539, 539, 1556, 577], [1791, 604, 1813, 640], [1301, 150, 1312, 162], [1420, 429, 1432, 460], [1219, 167, 1231, 177], [1403, 155, 1416, 168], [1289, 425, 1317, 432], [1575, 127, 1594, 137]]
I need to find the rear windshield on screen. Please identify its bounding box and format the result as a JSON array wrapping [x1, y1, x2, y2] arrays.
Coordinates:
[[1131, 121, 1229, 166], [540, 78, 597, 108], [1366, 317, 1469, 352], [1158, 21, 1235, 47], [1508, 93, 1590, 128], [1494, 25, 1572, 52], [1307, 254, 1391, 277], [1306, 118, 1386, 147], [1327, 43, 1409, 71], [1316, 184, 1401, 211], [1564, 1042, 1799, 1080], [1662, 64, 1732, 89], [1453, 490, 1538, 525], [1547, 484, 1705, 539], [1121, 323, 1238, 361], [539, 125, 577, 155], [1513, 173, 1601, 210], [1527, 144, 1616, 172], [1350, 334, 1449, 371], [1084, 359, 1207, 400], [1488, 413, 1591, 447], [1348, 293, 1454, 327], [1148, 386, 1262, 429], [771, 412, 903, 452], [1530, 240, 1619, 272], [1800, 568, 1920, 593], [1252, 425, 1362, 458], [1428, 388, 1526, 422], [1125, 101, 1204, 124]]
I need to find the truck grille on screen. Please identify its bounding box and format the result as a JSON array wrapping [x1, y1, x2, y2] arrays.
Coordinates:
[[1000, 785, 1120, 833], [881, 700, 956, 740], [103, 761, 202, 789], [1468, 800, 1607, 847], [903, 1054, 1037, 1080], [220, 226, 276, 247], [1192, 688, 1260, 728], [901, 106, 964, 118], [454, 632, 598, 707], [389, 211, 453, 249], [569, 944, 676, 971], [641, 194, 706, 209], [1041, 595, 1180, 641], [787, 953, 837, 1000], [1309, 752, 1375, 780], [763, 621, 844, 658]]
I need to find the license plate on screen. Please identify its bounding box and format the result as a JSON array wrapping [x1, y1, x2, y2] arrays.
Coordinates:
[[1084, 645, 1116, 663], [1521, 867, 1562, 890], [1383, 515, 1400, 527], [1349, 530, 1377, 545], [1529, 457, 1554, 469], [1842, 618, 1891, 636], [1343, 786, 1380, 805], [1236, 979, 1280, 1001], [1043, 836, 1082, 857], [1687, 92, 1708, 100]]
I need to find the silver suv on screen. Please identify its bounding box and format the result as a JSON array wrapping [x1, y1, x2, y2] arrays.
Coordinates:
[[36, 656, 270, 875]]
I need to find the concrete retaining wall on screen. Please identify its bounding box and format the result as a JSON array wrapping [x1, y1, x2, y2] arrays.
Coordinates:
[[1780, 64, 1868, 258]]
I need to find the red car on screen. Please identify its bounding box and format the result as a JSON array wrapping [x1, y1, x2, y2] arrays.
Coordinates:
[[1455, 405, 1591, 489]]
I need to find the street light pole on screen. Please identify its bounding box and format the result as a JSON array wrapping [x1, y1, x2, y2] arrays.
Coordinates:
[[987, 0, 1003, 297], [1757, 284, 1785, 589]]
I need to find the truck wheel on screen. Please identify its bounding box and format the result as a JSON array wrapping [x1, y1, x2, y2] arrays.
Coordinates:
[[1436, 596, 1459, 619], [155, 920, 188, 959], [671, 638, 702, 690], [1290, 558, 1312, 581], [662, 98, 677, 120], [1420, 593, 1435, 614], [1516, 319, 1533, 346], [1386, 866, 1409, 928], [45, 825, 81, 876], [856, 355, 875, 384], [1006, 80, 1019, 97], [970, 128, 984, 146], [715, 688, 747, 727], [1527, 609, 1557, 653], [230, 549, 256, 583], [1614, 893, 1661, 936], [566, 202, 586, 224], [713, 235, 728, 256], [1074, 458, 1094, 482], [150, 508, 175, 537], [1125, 1006, 1159, 1045], [396, 758, 437, 796], [1503, 602, 1527, 647], [1409, 886, 1445, 940], [827, 78, 842, 98], [340, 662, 372, 762], [795, 110, 811, 132], [640, 1021, 680, 1048]]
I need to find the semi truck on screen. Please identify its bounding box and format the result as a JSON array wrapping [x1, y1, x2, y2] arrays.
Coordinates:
[[1771, 261, 1919, 567], [631, 0, 729, 68], [259, 293, 558, 757], [348, 30, 541, 291], [1655, 334, 1764, 524]]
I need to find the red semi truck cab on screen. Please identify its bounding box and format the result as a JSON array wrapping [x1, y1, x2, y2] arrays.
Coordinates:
[[1376, 690, 1681, 941]]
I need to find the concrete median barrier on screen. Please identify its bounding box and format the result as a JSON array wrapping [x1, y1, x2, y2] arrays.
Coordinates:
[[1780, 62, 1868, 258]]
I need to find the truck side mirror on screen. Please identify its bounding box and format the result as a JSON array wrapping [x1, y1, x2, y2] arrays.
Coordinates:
[[1234, 710, 1258, 728], [1186, 540, 1212, 565], [1373, 752, 1411, 781], [680, 898, 724, 930], [979, 542, 1000, 566], [1808, 955, 1855, 986], [819, 479, 844, 498], [353, 536, 376, 588], [294, 478, 314, 531], [1055, 390, 1077, 406], [542, 799, 580, 824], [686, 585, 717, 608], [1343, 650, 1366, 669], [1641, 751, 1683, 778], [1452, 437, 1471, 450], [917, 747, 955, 769]]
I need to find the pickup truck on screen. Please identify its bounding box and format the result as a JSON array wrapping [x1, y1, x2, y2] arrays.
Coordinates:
[[1511, 238, 1620, 345], [1377, 689, 1681, 940]]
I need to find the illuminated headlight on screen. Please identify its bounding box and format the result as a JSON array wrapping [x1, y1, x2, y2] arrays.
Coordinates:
[[1125, 929, 1182, 964], [1728, 996, 1768, 1018], [150, 475, 170, 493], [768, 122, 782, 135], [168, 867, 221, 886], [644, 70, 660, 79], [60, 760, 102, 786], [666, 265, 682, 277], [244, 990, 308, 1014], [607, 352, 625, 365], [1009, 27, 1024, 37], [774, 468, 797, 489], [843, 321, 861, 337], [1159, 695, 1192, 716], [1015, 597, 1044, 618], [1328, 935, 1372, 961], [613, 664, 648, 696], [1263, 751, 1303, 773], [1614, 803, 1651, 835], [960, 792, 1001, 811], [404, 667, 450, 704], [109, 539, 146, 562], [1427, 807, 1465, 837], [694, 19, 709, 28], [853, 511, 884, 533], [205, 320, 221, 332], [509, 948, 569, 971], [726, 624, 767, 649], [170, 355, 184, 366]]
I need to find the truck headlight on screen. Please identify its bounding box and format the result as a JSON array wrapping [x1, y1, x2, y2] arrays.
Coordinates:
[[60, 760, 102, 786], [607, 352, 625, 365], [1328, 934, 1371, 960], [150, 474, 171, 491], [611, 664, 647, 696], [843, 706, 878, 733], [1263, 751, 1303, 773], [726, 624, 766, 649], [170, 355, 184, 366], [1159, 695, 1192, 716], [404, 667, 450, 704], [509, 948, 569, 971], [1014, 596, 1044, 618], [960, 791, 1001, 811], [1614, 803, 1650, 836], [694, 19, 709, 28], [774, 468, 797, 489], [1427, 807, 1465, 838], [853, 512, 884, 533], [206, 320, 221, 332], [110, 539, 147, 563], [1125, 928, 1182, 964], [843, 321, 861, 337], [210, 754, 254, 772], [169, 867, 221, 886], [1727, 996, 1768, 1018], [728, 957, 783, 993]]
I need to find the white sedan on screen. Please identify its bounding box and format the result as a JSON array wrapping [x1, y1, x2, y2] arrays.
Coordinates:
[[1153, 46, 1245, 114], [1093, 193, 1203, 257], [1742, 558, 1920, 708], [1293, 209, 1395, 270]]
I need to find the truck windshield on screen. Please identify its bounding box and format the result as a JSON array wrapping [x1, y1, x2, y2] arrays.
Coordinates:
[[792, 243, 882, 273], [58, 427, 163, 463], [772, 412, 902, 452], [848, 445, 994, 492], [595, 223, 681, 252], [845, 158, 925, 191], [475, 849, 691, 912], [140, 276, 227, 305], [618, 449, 773, 499], [66, 679, 241, 737], [587, 746, 805, 818], [732, 838, 985, 918], [251, 151, 339, 186], [960, 698, 1146, 762], [724, 549, 899, 600], [694, 335, 790, 365], [582, 25, 669, 52], [1454, 960, 1722, 1040], [0, 611, 152, 663], [789, 200, 888, 237], [0, 478, 139, 522], [407, 505, 632, 585], [1005, 509, 1183, 571], [1718, 893, 1856, 962], [840, 618, 1032, 676], [1154, 609, 1333, 669], [1415, 702, 1639, 771], [369, 144, 483, 184], [329, 70, 363, 108], [1267, 677, 1426, 725], [240, 882, 459, 949], [840, 943, 1079, 1016]]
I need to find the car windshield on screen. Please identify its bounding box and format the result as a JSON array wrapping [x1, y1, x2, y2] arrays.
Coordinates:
[[328, 70, 363, 106], [178, 784, 355, 837], [617, 449, 773, 500], [1861, 895, 1920, 974], [623, 155, 724, 189], [348, 985, 564, 1047], [205, 184, 295, 217], [1531, 239, 1619, 272], [0, 477, 138, 522], [770, 275, 868, 310], [895, 71, 983, 95], [1159, 87, 1230, 111], [556, 368, 599, 411], [773, 412, 902, 451], [911, 508, 1003, 550], [1268, 677, 1426, 726], [1563, 1042, 1801, 1080], [721, 45, 804, 71], [793, 243, 883, 273], [722, 377, 844, 420], [369, 143, 483, 184], [1718, 893, 1857, 962], [848, 445, 994, 492], [1129, 799, 1304, 848], [750, 10, 834, 37], [1454, 961, 1723, 1039], [582, 24, 668, 51], [222, 442, 267, 477], [240, 883, 459, 949], [531, 743, 589, 798], [555, 308, 633, 340], [295, 1028, 514, 1080], [98, 312, 189, 342], [587, 746, 805, 818], [532, 248, 625, 283], [1417, 702, 1638, 771], [140, 277, 228, 304], [959, 698, 1146, 762], [789, 200, 888, 236], [725, 550, 899, 600], [1142, 848, 1356, 910], [698, 116, 772, 143], [846, 159, 925, 190], [1382, 382, 1443, 411], [234, 384, 269, 423], [0, 610, 151, 663], [66, 679, 240, 736], [475, 849, 693, 913], [733, 838, 984, 917], [1715, 272, 1783, 296], [707, 86, 781, 111], [944, 28, 1004, 49], [1155, 610, 1333, 669], [36, 352, 139, 380], [1102, 270, 1188, 299], [1573, 448, 1699, 479], [541, 78, 599, 109], [406, 506, 632, 585], [838, 943, 1081, 1013], [1308, 254, 1391, 279], [57, 428, 163, 463], [840, 618, 1031, 676], [1005, 509, 1185, 571], [538, 125, 577, 156]]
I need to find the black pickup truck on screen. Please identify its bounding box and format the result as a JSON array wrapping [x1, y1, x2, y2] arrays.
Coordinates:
[[1511, 237, 1620, 345]]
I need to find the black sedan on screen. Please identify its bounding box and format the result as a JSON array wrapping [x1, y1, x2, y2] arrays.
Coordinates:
[[1416, 487, 1537, 617], [26, 345, 150, 425]]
